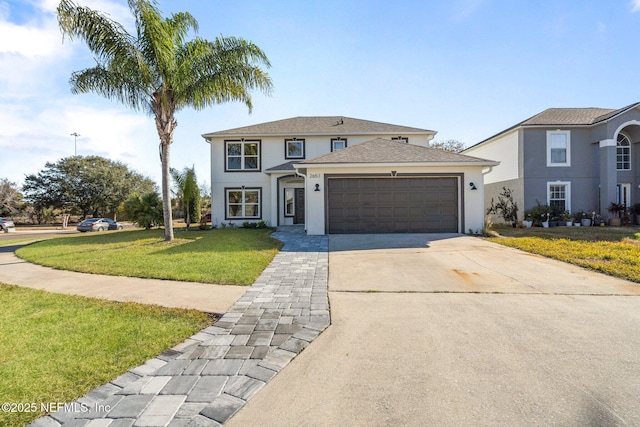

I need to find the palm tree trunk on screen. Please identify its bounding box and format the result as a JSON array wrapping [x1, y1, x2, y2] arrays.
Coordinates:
[[161, 140, 174, 241]]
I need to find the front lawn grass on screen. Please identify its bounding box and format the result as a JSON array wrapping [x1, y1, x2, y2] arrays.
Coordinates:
[[0, 283, 212, 427], [486, 225, 640, 283], [16, 228, 282, 285]]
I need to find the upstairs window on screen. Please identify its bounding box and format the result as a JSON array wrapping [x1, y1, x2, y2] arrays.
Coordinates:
[[331, 137, 347, 151], [617, 133, 631, 171], [225, 140, 260, 171], [547, 131, 570, 167], [285, 138, 305, 159]]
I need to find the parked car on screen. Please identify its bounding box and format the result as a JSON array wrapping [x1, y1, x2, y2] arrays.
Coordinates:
[[0, 217, 15, 231], [77, 218, 124, 232]]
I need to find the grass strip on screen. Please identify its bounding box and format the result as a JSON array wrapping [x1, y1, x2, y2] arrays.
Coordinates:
[[15, 228, 282, 285], [486, 233, 640, 283], [0, 283, 212, 426]]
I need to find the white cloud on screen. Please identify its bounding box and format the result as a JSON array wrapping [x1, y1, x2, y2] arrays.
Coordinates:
[[632, 0, 640, 12]]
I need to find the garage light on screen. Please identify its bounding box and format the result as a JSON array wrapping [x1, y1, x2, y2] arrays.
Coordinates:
[[469, 182, 478, 190]]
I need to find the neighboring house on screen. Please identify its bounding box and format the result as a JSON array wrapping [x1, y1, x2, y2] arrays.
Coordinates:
[[463, 102, 640, 220], [202, 116, 497, 235]]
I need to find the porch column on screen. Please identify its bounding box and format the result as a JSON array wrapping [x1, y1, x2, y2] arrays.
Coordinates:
[[599, 139, 617, 217]]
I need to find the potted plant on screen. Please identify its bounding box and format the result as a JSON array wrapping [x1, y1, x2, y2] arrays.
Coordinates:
[[522, 213, 533, 228], [527, 201, 550, 227], [573, 211, 584, 226], [561, 210, 572, 226], [581, 211, 592, 227], [607, 202, 625, 226]]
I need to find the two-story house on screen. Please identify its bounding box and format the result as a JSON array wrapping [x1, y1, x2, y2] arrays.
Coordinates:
[[202, 116, 497, 235], [463, 102, 640, 220]]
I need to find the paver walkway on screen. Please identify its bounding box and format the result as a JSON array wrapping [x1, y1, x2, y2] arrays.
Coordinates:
[[29, 227, 329, 427]]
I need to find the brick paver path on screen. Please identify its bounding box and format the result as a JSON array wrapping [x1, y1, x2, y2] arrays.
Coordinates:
[[30, 227, 329, 426]]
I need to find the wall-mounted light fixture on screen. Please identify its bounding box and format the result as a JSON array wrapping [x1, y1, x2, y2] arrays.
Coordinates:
[[314, 183, 321, 192], [241, 185, 246, 190], [391, 171, 397, 177], [469, 182, 477, 190]]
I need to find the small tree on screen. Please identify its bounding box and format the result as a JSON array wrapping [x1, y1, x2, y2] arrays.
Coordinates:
[[171, 166, 201, 230], [0, 178, 25, 217], [123, 192, 163, 229], [486, 187, 519, 227], [430, 139, 465, 153]]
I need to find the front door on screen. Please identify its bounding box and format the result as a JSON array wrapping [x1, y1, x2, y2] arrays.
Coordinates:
[[294, 188, 305, 224], [617, 183, 631, 207]]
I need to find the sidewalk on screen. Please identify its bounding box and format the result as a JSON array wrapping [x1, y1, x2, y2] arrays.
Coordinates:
[[0, 244, 245, 314], [28, 227, 330, 426]]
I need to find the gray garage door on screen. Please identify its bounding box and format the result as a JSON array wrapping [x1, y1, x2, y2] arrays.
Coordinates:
[[327, 177, 458, 234]]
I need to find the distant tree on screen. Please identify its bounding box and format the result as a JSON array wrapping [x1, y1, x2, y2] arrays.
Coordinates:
[[57, 0, 273, 241], [430, 139, 465, 153], [0, 178, 25, 217], [123, 192, 163, 229], [171, 166, 201, 230], [23, 156, 156, 220]]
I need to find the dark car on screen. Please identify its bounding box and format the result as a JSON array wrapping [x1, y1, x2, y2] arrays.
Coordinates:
[[0, 217, 15, 231], [77, 218, 124, 232]]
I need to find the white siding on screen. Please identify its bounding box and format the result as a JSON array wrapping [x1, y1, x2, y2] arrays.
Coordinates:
[[464, 130, 519, 184]]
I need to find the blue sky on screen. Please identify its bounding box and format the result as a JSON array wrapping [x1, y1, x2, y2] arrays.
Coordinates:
[[2, 0, 640, 188]]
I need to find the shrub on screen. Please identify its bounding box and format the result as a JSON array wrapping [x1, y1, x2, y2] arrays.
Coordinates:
[[487, 187, 519, 226]]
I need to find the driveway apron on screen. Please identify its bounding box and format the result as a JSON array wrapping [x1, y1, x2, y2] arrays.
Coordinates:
[[227, 233, 640, 427]]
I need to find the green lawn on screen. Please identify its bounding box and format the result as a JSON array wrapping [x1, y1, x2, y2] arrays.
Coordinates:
[[0, 284, 212, 427], [15, 228, 283, 285], [486, 225, 640, 283]]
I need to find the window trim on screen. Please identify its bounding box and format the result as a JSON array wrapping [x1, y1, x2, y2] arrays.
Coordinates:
[[331, 137, 348, 152], [224, 139, 262, 172], [225, 187, 262, 220], [284, 188, 295, 217], [546, 130, 571, 167], [617, 132, 631, 171], [547, 181, 571, 213], [284, 138, 305, 159]]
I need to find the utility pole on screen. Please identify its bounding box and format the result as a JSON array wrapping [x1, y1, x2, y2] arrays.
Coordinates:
[[70, 132, 80, 156]]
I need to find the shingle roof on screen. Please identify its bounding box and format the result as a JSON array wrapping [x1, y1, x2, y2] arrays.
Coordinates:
[[203, 116, 435, 137], [521, 108, 616, 125], [466, 102, 640, 150], [265, 161, 298, 172], [298, 138, 496, 165]]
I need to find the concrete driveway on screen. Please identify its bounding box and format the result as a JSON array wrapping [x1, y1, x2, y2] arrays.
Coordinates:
[[228, 234, 640, 427]]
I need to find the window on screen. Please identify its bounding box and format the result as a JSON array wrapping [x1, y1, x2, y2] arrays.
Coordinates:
[[547, 182, 570, 213], [617, 133, 631, 171], [284, 188, 294, 216], [391, 136, 409, 143], [225, 140, 260, 171], [331, 137, 347, 151], [285, 138, 305, 159], [546, 131, 570, 167], [226, 188, 261, 219]]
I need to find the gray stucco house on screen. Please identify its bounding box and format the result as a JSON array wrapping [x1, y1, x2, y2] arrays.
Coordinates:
[[463, 102, 640, 220]]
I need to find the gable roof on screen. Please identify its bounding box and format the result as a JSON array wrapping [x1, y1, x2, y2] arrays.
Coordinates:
[[203, 116, 436, 138], [297, 138, 497, 166], [466, 102, 640, 150]]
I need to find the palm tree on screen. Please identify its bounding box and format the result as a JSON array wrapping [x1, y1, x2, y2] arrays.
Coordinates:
[[171, 165, 200, 230], [57, 0, 273, 241]]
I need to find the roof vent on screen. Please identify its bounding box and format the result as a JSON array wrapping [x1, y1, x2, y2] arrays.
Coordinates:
[[336, 117, 344, 125]]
